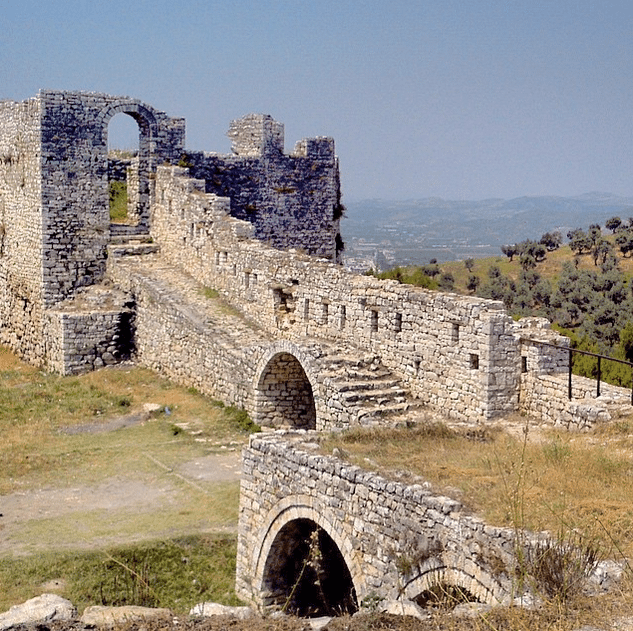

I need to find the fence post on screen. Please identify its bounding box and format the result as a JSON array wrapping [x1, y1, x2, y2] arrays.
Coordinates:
[[568, 347, 573, 400], [597, 356, 601, 398]]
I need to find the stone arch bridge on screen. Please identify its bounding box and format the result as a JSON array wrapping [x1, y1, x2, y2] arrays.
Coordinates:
[[236, 432, 518, 615]]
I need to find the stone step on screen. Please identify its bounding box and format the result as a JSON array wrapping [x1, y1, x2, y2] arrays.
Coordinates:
[[341, 387, 407, 405], [108, 242, 160, 258], [333, 377, 402, 392], [110, 234, 154, 245], [356, 400, 427, 426]]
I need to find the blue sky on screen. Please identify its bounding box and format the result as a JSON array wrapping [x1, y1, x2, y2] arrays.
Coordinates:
[[2, 0, 633, 201]]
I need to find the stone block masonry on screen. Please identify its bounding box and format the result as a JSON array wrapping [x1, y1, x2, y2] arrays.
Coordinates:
[[1, 89, 629, 429], [236, 432, 519, 613]]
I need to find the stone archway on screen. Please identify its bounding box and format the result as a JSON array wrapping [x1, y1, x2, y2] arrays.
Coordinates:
[[401, 559, 509, 606], [260, 518, 358, 616], [100, 102, 159, 231], [248, 498, 363, 615], [253, 343, 322, 430]]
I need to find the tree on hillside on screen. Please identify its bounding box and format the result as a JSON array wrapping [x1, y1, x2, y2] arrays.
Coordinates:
[[464, 258, 475, 272], [615, 229, 633, 257], [539, 231, 562, 251], [466, 274, 480, 292], [501, 244, 519, 261], [568, 229, 592, 255], [605, 216, 622, 233], [591, 238, 613, 266]]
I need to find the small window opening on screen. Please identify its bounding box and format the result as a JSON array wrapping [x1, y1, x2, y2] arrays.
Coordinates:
[[394, 312, 402, 333], [339, 305, 346, 330], [414, 359, 421, 373], [370, 310, 379, 333], [470, 354, 480, 370], [451, 323, 460, 344], [521, 356, 528, 373], [244, 271, 250, 288], [321, 302, 329, 325]]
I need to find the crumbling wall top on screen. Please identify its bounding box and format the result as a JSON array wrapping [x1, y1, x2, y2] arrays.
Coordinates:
[[227, 113, 285, 157]]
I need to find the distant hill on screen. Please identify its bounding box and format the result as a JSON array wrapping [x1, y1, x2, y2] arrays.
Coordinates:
[[341, 193, 633, 268]]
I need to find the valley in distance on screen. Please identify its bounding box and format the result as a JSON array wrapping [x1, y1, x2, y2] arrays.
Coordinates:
[[341, 192, 633, 272]]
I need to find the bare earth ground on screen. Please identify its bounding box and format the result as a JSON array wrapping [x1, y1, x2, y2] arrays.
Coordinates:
[[0, 452, 241, 556]]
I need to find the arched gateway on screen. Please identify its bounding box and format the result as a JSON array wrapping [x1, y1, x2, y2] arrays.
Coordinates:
[[252, 342, 322, 430]]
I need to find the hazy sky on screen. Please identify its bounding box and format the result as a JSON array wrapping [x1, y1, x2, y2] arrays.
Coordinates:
[[2, 0, 632, 201]]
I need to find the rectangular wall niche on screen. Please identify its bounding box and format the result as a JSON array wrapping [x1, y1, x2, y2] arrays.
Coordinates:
[[470, 354, 480, 370], [339, 305, 346, 330], [321, 302, 329, 325]]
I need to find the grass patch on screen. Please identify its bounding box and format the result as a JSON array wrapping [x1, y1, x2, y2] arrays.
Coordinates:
[[109, 180, 128, 222], [0, 348, 254, 494], [0, 534, 240, 614]]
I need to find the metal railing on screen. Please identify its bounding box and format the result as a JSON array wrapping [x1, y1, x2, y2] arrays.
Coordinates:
[[524, 339, 633, 405]]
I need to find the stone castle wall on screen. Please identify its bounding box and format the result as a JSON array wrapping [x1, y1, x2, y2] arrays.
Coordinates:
[[37, 90, 185, 304], [1, 89, 628, 430], [236, 432, 518, 610], [150, 166, 568, 422], [0, 96, 46, 364], [186, 114, 344, 262]]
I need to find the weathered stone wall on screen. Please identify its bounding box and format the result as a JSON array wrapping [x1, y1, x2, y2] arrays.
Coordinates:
[[150, 166, 569, 423], [236, 432, 518, 611], [0, 96, 46, 363], [37, 90, 185, 304], [187, 114, 344, 262]]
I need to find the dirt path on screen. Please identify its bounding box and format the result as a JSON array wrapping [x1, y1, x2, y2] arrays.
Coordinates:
[[0, 425, 243, 556]]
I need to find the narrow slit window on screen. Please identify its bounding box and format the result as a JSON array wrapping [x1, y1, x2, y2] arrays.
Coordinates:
[[304, 298, 310, 320], [394, 312, 402, 333], [321, 302, 329, 325], [371, 310, 379, 333], [470, 354, 480, 370], [452, 323, 460, 344], [339, 305, 346, 330]]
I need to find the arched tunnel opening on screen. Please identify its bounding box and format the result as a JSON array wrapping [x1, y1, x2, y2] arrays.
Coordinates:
[[256, 353, 316, 429], [413, 582, 481, 611], [262, 519, 358, 617]]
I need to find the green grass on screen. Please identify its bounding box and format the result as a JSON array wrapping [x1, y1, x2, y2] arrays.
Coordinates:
[[0, 534, 240, 614], [109, 180, 128, 222], [0, 346, 252, 612]]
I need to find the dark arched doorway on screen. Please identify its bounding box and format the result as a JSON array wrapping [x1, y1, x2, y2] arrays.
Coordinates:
[[261, 519, 358, 617], [256, 353, 316, 429]]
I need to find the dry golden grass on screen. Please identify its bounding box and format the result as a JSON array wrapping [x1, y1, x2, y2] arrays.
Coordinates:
[[0, 348, 250, 495], [322, 419, 633, 557]]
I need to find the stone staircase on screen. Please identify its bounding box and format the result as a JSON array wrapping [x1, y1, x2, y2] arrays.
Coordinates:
[[108, 244, 428, 430], [319, 348, 426, 427]]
